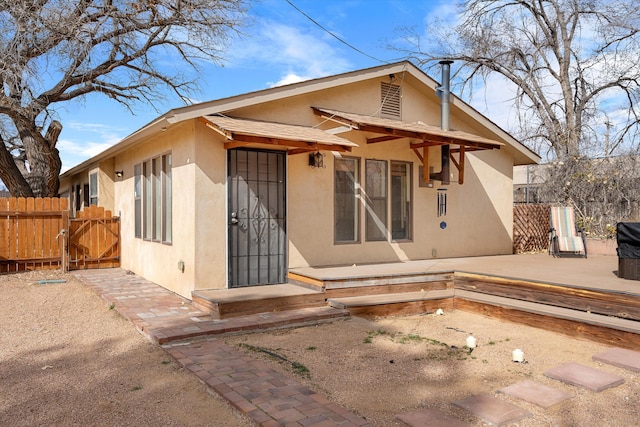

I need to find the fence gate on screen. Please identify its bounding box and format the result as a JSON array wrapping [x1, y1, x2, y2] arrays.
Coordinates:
[[68, 205, 120, 270], [0, 197, 68, 273]]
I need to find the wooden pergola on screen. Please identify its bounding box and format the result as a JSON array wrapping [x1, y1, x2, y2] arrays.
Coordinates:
[[311, 107, 503, 185]]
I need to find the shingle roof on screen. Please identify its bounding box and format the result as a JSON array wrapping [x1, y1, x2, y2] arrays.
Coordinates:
[[200, 115, 358, 151]]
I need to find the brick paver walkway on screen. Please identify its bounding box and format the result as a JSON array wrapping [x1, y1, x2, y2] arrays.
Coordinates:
[[72, 269, 369, 427]]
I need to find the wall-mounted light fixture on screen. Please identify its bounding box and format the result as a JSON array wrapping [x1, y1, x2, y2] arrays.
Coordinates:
[[308, 151, 325, 169], [115, 170, 124, 178]]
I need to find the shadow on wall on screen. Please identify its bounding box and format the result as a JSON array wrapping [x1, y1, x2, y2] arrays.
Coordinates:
[[289, 151, 513, 268]]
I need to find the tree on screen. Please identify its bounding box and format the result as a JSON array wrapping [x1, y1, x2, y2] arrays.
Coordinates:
[[530, 155, 640, 236], [0, 0, 246, 197], [399, 0, 640, 160]]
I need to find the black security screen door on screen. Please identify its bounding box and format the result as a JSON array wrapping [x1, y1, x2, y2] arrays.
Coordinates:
[[228, 149, 287, 287]]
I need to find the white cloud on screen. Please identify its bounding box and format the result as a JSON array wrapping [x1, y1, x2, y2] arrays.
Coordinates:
[[57, 121, 125, 171], [228, 20, 352, 87], [269, 72, 310, 87]]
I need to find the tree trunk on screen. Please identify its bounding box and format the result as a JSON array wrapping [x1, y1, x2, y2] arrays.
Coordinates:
[[17, 120, 63, 198], [0, 142, 34, 197], [1, 120, 63, 198]]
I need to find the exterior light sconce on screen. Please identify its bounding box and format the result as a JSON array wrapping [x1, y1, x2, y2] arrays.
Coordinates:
[[115, 170, 124, 178], [308, 151, 325, 169]]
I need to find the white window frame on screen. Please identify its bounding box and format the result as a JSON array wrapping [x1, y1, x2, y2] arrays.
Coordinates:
[[136, 152, 172, 244]]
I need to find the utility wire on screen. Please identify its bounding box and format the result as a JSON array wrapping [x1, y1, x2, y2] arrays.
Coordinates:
[[284, 0, 390, 64]]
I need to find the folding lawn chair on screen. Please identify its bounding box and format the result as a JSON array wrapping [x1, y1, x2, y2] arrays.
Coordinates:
[[549, 206, 587, 258]]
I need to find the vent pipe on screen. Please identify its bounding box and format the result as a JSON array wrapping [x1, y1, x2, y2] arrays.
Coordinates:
[[431, 60, 453, 185], [439, 60, 453, 131]]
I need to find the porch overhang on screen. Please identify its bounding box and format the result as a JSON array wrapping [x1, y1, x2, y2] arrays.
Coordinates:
[[311, 107, 504, 184], [199, 115, 358, 154]]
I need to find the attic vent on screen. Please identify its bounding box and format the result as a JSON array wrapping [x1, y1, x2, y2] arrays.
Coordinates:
[[380, 82, 401, 119]]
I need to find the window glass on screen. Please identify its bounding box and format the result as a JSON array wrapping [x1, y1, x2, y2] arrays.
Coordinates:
[[335, 157, 359, 243], [89, 172, 98, 206], [134, 164, 142, 238], [391, 162, 412, 240], [152, 157, 161, 241], [365, 160, 387, 241], [143, 161, 152, 240], [162, 154, 172, 244], [138, 154, 172, 244]]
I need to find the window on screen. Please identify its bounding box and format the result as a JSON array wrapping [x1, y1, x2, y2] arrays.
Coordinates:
[[365, 159, 388, 241], [391, 161, 412, 240], [364, 160, 413, 242], [134, 164, 142, 238], [334, 157, 359, 243], [75, 185, 81, 212], [162, 154, 172, 243], [137, 152, 172, 244], [152, 157, 161, 240], [89, 172, 98, 206], [143, 161, 152, 239]]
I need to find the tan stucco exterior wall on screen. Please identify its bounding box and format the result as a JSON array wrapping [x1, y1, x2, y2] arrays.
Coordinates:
[[59, 71, 521, 296], [286, 133, 514, 268], [192, 121, 228, 290], [113, 121, 198, 298], [226, 76, 516, 268]]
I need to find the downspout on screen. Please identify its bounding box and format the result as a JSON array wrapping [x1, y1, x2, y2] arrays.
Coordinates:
[[431, 60, 453, 185]]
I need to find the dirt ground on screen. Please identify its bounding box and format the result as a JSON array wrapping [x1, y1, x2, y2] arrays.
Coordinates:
[[225, 312, 640, 426], [2, 270, 639, 427], [0, 271, 252, 427]]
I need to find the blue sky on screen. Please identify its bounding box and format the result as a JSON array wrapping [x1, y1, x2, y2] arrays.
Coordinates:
[[55, 0, 475, 172]]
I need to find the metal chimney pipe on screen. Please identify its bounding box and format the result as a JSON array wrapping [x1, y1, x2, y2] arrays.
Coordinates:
[[439, 60, 453, 185], [439, 60, 453, 131]]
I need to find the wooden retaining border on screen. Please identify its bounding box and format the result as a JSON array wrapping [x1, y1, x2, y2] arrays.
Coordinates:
[[319, 271, 640, 350]]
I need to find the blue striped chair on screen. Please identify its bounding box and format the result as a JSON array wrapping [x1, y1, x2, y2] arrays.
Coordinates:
[[549, 206, 587, 258]]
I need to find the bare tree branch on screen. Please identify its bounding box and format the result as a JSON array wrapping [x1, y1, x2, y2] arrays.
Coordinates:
[[0, 0, 246, 196], [395, 0, 640, 160]]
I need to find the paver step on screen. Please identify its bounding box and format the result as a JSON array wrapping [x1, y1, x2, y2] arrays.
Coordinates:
[[452, 393, 531, 426], [150, 306, 350, 344], [498, 380, 573, 408], [593, 347, 640, 372], [544, 362, 625, 392], [396, 408, 473, 427]]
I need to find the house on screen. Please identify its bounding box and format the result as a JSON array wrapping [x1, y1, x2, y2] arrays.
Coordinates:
[[59, 61, 540, 299]]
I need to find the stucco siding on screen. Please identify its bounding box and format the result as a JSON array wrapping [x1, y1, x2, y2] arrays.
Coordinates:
[[192, 120, 228, 290], [59, 63, 528, 296], [115, 121, 198, 298]]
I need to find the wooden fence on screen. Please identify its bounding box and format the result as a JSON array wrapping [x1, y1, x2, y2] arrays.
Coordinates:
[[513, 204, 550, 254], [0, 198, 119, 273], [68, 205, 120, 270]]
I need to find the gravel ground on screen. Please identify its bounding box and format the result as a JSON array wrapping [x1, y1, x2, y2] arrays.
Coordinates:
[[225, 311, 640, 426], [0, 271, 251, 427]]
